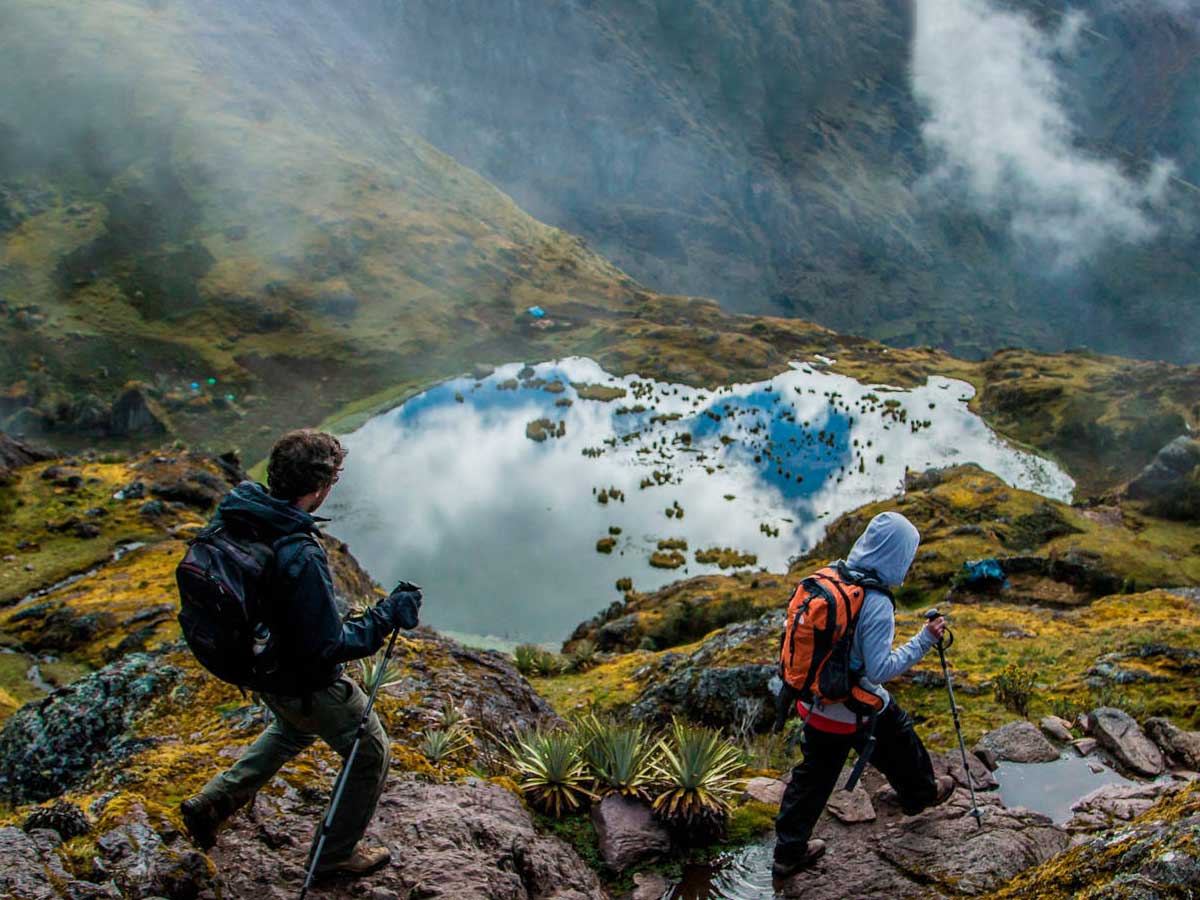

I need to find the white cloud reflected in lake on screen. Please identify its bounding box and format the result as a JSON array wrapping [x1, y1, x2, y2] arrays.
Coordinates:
[[324, 358, 1073, 646]]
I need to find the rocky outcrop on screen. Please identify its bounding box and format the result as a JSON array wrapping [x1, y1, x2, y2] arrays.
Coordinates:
[[997, 782, 1200, 900], [974, 721, 1061, 764], [210, 777, 605, 900], [0, 430, 53, 483], [1088, 707, 1165, 777], [630, 662, 775, 730], [1144, 716, 1200, 771], [627, 611, 781, 729], [0, 825, 115, 900], [108, 384, 170, 437], [1066, 781, 1182, 832], [94, 802, 216, 899], [1126, 436, 1200, 501], [0, 649, 183, 802], [775, 772, 1070, 899], [591, 794, 670, 872]]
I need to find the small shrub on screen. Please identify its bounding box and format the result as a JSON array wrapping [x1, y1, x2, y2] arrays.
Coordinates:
[[513, 643, 541, 676], [993, 663, 1037, 716], [568, 639, 598, 672]]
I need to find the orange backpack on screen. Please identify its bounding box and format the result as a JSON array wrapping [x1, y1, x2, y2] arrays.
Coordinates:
[[776, 562, 892, 723]]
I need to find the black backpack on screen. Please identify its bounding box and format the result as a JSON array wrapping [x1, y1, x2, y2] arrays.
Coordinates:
[[175, 524, 308, 691]]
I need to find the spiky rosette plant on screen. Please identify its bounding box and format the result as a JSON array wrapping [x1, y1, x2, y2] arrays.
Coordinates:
[[357, 648, 402, 690], [576, 714, 656, 799], [651, 719, 745, 834], [505, 728, 595, 817], [419, 724, 472, 764]]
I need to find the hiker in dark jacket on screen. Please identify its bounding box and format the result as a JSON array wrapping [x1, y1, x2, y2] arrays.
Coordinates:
[[773, 511, 955, 879], [181, 430, 421, 879]]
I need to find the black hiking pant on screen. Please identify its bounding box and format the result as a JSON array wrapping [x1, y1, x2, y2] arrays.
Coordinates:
[[774, 700, 936, 863]]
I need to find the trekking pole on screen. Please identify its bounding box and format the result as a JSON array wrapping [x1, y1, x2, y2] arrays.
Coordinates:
[[924, 609, 983, 827], [298, 626, 401, 899]]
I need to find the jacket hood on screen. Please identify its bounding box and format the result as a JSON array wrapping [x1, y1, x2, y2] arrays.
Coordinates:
[[215, 480, 322, 538], [846, 511, 920, 587]]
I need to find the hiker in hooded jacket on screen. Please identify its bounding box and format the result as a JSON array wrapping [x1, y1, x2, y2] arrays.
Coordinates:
[[772, 511, 955, 879], [180, 430, 421, 879]]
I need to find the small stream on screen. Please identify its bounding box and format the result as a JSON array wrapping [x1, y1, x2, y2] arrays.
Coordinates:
[[16, 541, 147, 608]]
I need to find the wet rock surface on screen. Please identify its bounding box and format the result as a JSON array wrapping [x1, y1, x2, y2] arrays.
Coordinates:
[[974, 720, 1061, 764], [1089, 707, 1166, 777], [591, 793, 670, 872], [0, 649, 183, 802]]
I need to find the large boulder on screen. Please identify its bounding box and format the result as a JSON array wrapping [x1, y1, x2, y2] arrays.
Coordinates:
[[0, 649, 183, 802], [1144, 716, 1200, 771], [95, 802, 216, 900], [629, 663, 775, 729], [0, 825, 118, 900], [108, 384, 169, 437], [590, 793, 671, 872], [877, 799, 1070, 895], [933, 750, 1000, 791], [1088, 707, 1165, 777], [974, 720, 1060, 764], [1126, 436, 1200, 500], [779, 787, 1070, 899], [210, 777, 605, 899], [0, 430, 53, 484]]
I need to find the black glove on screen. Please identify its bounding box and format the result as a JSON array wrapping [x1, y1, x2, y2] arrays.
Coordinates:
[[377, 581, 422, 630]]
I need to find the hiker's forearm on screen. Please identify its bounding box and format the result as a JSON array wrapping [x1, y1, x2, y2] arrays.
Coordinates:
[[860, 605, 936, 683]]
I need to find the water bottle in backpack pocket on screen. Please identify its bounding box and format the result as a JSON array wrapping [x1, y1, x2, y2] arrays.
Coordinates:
[[176, 526, 303, 691]]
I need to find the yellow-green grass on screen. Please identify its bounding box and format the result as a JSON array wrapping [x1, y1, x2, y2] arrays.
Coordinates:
[[0, 461, 163, 605]]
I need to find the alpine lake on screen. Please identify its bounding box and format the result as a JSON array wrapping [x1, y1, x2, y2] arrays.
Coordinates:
[[325, 357, 1073, 649]]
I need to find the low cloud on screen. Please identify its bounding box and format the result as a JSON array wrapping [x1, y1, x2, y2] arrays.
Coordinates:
[[911, 0, 1175, 265]]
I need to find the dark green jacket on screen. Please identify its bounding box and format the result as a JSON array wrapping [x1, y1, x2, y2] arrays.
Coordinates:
[[208, 481, 391, 695]]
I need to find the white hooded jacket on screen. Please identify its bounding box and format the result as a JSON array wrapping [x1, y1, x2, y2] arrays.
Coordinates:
[[799, 511, 936, 731]]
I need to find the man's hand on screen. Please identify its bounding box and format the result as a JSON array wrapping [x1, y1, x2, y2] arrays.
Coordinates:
[[924, 615, 947, 643], [377, 581, 422, 630]]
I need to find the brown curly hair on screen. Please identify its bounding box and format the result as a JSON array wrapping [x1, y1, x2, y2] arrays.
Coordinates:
[[266, 430, 347, 500]]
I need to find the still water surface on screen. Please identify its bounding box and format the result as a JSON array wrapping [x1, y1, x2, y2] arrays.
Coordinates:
[[326, 358, 1072, 646]]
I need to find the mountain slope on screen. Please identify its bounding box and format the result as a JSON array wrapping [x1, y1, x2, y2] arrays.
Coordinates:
[[276, 0, 1200, 361]]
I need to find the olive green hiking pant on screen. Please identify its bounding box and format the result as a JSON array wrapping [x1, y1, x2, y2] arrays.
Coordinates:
[[198, 674, 390, 867]]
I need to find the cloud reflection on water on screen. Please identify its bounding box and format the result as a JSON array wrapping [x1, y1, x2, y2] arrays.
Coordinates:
[[325, 358, 1073, 645]]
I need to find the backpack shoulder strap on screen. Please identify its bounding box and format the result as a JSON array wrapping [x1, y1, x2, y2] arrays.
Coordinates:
[[834, 560, 895, 608]]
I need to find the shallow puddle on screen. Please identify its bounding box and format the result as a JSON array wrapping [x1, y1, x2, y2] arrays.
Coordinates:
[[666, 840, 777, 900], [995, 754, 1134, 823], [326, 357, 1073, 645]]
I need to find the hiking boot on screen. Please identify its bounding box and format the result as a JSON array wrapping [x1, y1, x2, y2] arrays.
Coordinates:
[[180, 796, 224, 850], [901, 775, 957, 815], [771, 839, 826, 880], [316, 845, 392, 879]]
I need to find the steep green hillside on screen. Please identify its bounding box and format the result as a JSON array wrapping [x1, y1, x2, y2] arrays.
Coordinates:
[[269, 0, 1200, 361]]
